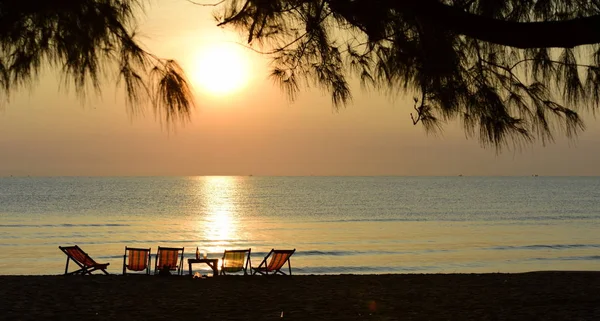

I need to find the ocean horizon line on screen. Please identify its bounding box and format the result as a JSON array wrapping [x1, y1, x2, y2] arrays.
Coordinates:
[[1, 174, 598, 178]]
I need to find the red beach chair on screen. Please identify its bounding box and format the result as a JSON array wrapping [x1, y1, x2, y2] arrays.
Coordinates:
[[59, 245, 110, 275], [123, 246, 151, 275], [154, 246, 184, 275], [252, 249, 296, 276]]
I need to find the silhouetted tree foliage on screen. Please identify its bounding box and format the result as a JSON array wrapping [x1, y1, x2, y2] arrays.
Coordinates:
[[0, 0, 193, 125], [214, 0, 600, 149]]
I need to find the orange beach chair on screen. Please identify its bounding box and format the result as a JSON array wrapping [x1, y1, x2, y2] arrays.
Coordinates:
[[59, 245, 110, 275], [123, 247, 151, 275], [252, 249, 296, 276], [220, 248, 252, 275], [154, 246, 184, 275]]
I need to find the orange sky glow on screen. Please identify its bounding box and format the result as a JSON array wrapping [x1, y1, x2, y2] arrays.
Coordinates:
[[1, 1, 600, 177]]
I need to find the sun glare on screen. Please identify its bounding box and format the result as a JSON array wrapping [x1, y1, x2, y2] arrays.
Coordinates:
[[202, 176, 237, 243], [190, 43, 251, 95]]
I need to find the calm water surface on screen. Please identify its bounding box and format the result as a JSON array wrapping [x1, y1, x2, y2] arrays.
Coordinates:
[[1, 176, 599, 275]]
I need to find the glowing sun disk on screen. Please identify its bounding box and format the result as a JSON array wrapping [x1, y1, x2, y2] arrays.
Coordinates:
[[191, 43, 251, 95]]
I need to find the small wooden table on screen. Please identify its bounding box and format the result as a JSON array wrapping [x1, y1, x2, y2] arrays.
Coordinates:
[[188, 258, 219, 277]]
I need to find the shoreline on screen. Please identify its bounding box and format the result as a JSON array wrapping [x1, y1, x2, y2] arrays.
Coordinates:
[[2, 271, 599, 320]]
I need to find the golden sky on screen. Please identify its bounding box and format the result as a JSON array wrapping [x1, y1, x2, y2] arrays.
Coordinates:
[[1, 0, 600, 176]]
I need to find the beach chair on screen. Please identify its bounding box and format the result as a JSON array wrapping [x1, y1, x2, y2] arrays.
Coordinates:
[[220, 248, 252, 275], [59, 245, 110, 275], [123, 246, 151, 275], [252, 249, 296, 276], [154, 246, 184, 275]]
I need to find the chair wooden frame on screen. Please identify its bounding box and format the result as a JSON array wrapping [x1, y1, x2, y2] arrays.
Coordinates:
[[252, 249, 296, 276], [220, 248, 252, 275], [123, 246, 151, 275], [154, 246, 184, 275], [59, 245, 110, 275]]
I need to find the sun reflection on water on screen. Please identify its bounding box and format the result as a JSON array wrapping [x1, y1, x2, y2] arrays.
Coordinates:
[[197, 176, 238, 247]]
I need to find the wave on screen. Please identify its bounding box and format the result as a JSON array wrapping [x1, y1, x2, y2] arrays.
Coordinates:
[[512, 215, 600, 221], [0, 223, 130, 228], [528, 255, 600, 261], [318, 218, 428, 223], [489, 244, 600, 251], [297, 250, 404, 256], [294, 265, 437, 274], [312, 214, 600, 223]]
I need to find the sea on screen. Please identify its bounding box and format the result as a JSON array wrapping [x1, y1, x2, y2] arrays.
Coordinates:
[[1, 176, 599, 275]]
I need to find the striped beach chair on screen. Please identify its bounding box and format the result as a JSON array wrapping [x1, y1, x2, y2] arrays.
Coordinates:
[[220, 248, 252, 275], [154, 246, 184, 275], [59, 245, 110, 275], [123, 246, 151, 275], [252, 249, 296, 276]]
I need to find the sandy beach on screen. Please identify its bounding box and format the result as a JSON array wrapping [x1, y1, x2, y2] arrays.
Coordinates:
[[1, 272, 599, 320]]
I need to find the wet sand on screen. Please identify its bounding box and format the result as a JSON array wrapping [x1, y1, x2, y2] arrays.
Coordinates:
[[1, 272, 599, 320]]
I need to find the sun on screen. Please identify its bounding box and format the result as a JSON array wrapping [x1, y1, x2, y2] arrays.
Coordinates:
[[190, 43, 251, 95]]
